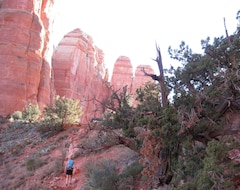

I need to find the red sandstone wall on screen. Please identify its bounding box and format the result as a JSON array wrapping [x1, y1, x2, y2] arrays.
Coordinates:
[[52, 29, 110, 124], [0, 0, 54, 116], [110, 56, 134, 93], [0, 0, 154, 121], [133, 65, 154, 93]]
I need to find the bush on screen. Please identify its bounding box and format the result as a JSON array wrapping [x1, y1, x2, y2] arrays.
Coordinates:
[[121, 161, 143, 178], [44, 96, 83, 125], [195, 140, 234, 189], [102, 86, 135, 137], [37, 96, 83, 137], [117, 161, 143, 190], [83, 159, 118, 190], [26, 157, 44, 171], [28, 184, 50, 190], [10, 111, 22, 121], [53, 159, 64, 176], [37, 118, 62, 137], [22, 103, 41, 122], [11, 143, 25, 156]]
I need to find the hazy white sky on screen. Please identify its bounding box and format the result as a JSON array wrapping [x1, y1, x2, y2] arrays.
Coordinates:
[[53, 0, 239, 75]]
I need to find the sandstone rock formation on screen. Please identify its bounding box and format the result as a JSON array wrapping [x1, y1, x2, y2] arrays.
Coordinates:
[[133, 65, 154, 93], [0, 0, 155, 123], [52, 31, 156, 123], [0, 0, 55, 116], [111, 57, 155, 94], [52, 29, 110, 124], [111, 56, 134, 93]]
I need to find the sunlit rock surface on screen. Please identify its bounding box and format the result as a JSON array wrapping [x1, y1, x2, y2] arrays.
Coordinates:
[[0, 0, 55, 115], [133, 65, 154, 93], [52, 29, 110, 123], [0, 0, 155, 123], [110, 56, 134, 93]]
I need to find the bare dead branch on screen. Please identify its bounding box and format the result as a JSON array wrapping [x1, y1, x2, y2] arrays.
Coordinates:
[[224, 17, 237, 66], [141, 44, 168, 107], [141, 67, 159, 80], [154, 44, 168, 107], [224, 17, 231, 47]]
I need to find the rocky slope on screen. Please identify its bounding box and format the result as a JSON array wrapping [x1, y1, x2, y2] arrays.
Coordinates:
[[0, 119, 144, 190]]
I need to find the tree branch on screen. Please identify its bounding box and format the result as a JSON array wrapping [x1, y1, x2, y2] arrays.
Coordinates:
[[154, 44, 168, 107], [141, 67, 159, 80]]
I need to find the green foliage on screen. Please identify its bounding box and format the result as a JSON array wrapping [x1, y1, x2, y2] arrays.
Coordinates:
[[165, 24, 240, 188], [102, 86, 135, 137], [83, 159, 118, 190], [10, 111, 22, 121], [117, 176, 134, 190], [25, 157, 45, 171], [37, 117, 62, 137], [196, 140, 234, 189], [157, 105, 180, 162], [83, 160, 142, 190], [134, 82, 162, 127], [28, 184, 50, 190], [45, 96, 83, 125], [100, 17, 240, 189], [22, 103, 41, 122], [37, 96, 83, 136], [52, 158, 64, 176], [11, 143, 25, 156], [120, 161, 143, 178]]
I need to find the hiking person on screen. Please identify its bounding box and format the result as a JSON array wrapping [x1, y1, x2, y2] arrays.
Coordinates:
[[66, 155, 74, 186]]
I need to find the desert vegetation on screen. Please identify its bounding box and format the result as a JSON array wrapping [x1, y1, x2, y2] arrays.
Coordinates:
[[0, 96, 83, 189], [99, 12, 240, 189]]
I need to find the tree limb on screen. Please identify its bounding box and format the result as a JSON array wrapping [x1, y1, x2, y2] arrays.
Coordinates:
[[141, 67, 159, 81], [154, 44, 168, 107]]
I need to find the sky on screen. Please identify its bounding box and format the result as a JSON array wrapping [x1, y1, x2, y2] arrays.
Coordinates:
[[52, 0, 240, 76]]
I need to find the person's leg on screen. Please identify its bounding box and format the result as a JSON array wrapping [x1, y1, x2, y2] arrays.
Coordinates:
[[70, 174, 72, 184], [66, 175, 69, 186]]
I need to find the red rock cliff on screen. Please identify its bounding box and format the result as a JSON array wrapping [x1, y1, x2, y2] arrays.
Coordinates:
[[111, 56, 134, 93], [52, 29, 110, 124], [133, 65, 154, 93], [0, 0, 55, 116], [111, 57, 155, 94], [0, 0, 154, 121], [52, 30, 155, 124]]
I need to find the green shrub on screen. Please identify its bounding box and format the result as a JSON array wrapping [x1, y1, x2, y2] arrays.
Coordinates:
[[53, 159, 64, 176], [44, 96, 83, 125], [28, 184, 50, 190], [37, 96, 83, 137], [83, 159, 118, 190], [37, 117, 62, 137], [25, 157, 44, 171], [10, 111, 22, 121], [117, 176, 134, 190], [121, 161, 143, 178], [22, 103, 41, 122], [115, 161, 143, 190], [195, 140, 234, 189], [11, 143, 25, 156], [102, 86, 135, 138]]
